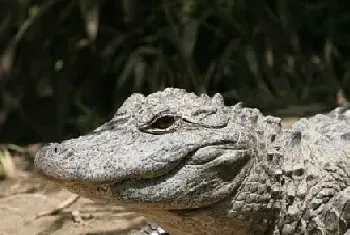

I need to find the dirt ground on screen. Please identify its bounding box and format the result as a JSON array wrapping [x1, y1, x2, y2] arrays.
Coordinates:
[[0, 118, 299, 235], [0, 144, 152, 235]]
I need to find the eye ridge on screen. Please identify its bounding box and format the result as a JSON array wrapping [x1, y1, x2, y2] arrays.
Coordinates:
[[150, 115, 177, 129]]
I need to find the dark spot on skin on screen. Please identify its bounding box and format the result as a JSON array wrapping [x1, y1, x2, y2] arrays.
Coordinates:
[[309, 228, 323, 235], [270, 135, 276, 142], [341, 132, 350, 141], [267, 154, 273, 161], [66, 151, 73, 158], [287, 196, 294, 205], [293, 168, 305, 177], [291, 131, 301, 146], [266, 185, 271, 193], [306, 174, 315, 181]]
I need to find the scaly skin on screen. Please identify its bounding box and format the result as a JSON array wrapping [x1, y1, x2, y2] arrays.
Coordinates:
[[35, 88, 349, 235]]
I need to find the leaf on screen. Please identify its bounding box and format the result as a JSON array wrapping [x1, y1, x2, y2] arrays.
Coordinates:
[[245, 46, 258, 76], [117, 52, 140, 87], [0, 148, 16, 179], [181, 18, 199, 59], [122, 0, 136, 25], [133, 58, 146, 90], [0, 44, 15, 76], [3, 144, 24, 152], [324, 38, 333, 65], [79, 0, 100, 42]]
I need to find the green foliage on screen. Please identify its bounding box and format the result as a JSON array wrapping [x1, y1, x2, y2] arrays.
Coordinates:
[[70, 95, 105, 134], [0, 0, 349, 143]]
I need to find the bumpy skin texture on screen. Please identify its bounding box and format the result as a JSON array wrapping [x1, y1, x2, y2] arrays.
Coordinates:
[[35, 88, 350, 235]]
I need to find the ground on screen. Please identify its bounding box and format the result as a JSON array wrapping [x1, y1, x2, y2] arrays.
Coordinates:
[[0, 118, 298, 235]]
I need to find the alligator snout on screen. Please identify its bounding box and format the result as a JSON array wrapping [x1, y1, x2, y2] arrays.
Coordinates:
[[34, 142, 79, 182]]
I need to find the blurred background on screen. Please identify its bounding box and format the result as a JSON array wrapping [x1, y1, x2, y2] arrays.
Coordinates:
[[0, 0, 349, 145], [0, 1, 349, 234]]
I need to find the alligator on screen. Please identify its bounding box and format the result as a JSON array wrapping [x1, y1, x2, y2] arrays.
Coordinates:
[[35, 88, 350, 235]]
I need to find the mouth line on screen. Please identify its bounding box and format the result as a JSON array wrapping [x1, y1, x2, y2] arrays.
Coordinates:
[[111, 141, 245, 187], [37, 140, 243, 186], [108, 143, 252, 211]]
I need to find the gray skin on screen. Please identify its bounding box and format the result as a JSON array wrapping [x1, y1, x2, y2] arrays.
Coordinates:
[[35, 88, 350, 235]]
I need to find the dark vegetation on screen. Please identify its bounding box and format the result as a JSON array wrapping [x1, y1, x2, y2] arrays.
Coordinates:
[[0, 0, 349, 144]]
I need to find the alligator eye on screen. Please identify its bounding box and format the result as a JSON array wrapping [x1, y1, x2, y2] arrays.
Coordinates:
[[150, 115, 176, 129], [139, 115, 180, 134]]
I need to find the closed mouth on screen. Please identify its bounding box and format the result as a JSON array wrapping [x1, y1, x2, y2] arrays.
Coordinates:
[[36, 140, 246, 189], [112, 141, 243, 184]]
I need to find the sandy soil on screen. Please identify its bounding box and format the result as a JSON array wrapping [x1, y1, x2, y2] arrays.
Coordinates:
[[0, 144, 151, 235]]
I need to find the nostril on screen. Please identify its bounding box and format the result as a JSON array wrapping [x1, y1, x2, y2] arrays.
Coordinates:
[[49, 143, 61, 153], [42, 143, 62, 155]]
